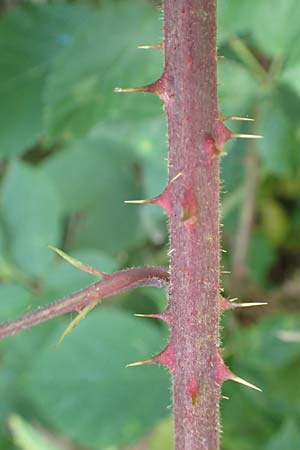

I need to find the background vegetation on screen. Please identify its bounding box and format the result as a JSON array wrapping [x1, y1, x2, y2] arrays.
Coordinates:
[[0, 0, 299, 448]]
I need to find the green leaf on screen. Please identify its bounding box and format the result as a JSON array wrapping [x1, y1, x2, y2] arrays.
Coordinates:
[[0, 3, 93, 157], [218, 59, 259, 116], [259, 95, 300, 177], [217, 0, 261, 42], [251, 1, 300, 57], [1, 161, 62, 277], [281, 42, 300, 95], [24, 309, 170, 449], [9, 415, 64, 450], [0, 284, 31, 321], [247, 232, 276, 284], [218, 0, 300, 57], [42, 136, 143, 253], [264, 420, 300, 450], [228, 314, 300, 372], [149, 416, 173, 450], [44, 0, 163, 142], [92, 118, 168, 199]]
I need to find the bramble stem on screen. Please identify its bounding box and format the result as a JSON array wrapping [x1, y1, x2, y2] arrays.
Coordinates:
[[163, 1, 221, 448]]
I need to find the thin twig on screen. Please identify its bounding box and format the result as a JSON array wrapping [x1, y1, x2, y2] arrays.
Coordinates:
[[0, 267, 169, 340]]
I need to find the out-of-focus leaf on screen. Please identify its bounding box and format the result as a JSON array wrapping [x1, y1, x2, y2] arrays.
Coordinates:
[[251, 1, 300, 57], [92, 117, 168, 200], [24, 309, 170, 450], [42, 136, 143, 253], [0, 3, 93, 157], [218, 59, 258, 116], [227, 314, 300, 372], [260, 200, 290, 247], [218, 0, 300, 57], [218, 1, 261, 42], [221, 384, 273, 450], [276, 84, 300, 125], [264, 420, 300, 450], [44, 0, 163, 142], [0, 284, 31, 321], [1, 161, 62, 277], [222, 313, 300, 450], [247, 232, 276, 284], [259, 96, 300, 177], [9, 415, 64, 450], [281, 39, 300, 94], [149, 416, 173, 450], [89, 119, 168, 243]]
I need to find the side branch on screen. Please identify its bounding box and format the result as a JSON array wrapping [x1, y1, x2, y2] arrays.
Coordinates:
[[0, 267, 169, 340]]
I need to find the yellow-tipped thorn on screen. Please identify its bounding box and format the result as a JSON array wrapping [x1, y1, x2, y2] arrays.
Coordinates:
[[233, 302, 268, 308], [225, 116, 255, 122], [124, 198, 152, 205], [48, 245, 106, 278], [222, 395, 230, 400], [134, 313, 154, 319], [231, 133, 263, 139], [114, 86, 146, 93], [221, 270, 231, 274], [229, 297, 238, 303], [231, 374, 262, 392], [126, 359, 153, 368], [137, 43, 163, 50]]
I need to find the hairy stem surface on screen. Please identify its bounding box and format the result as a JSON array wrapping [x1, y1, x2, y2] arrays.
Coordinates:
[[163, 1, 221, 448]]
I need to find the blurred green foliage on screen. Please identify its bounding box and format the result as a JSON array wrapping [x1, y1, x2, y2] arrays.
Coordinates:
[[0, 0, 299, 449]]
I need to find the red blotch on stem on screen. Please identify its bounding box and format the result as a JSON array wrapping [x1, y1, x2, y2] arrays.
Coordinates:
[[188, 378, 200, 407], [180, 187, 199, 228], [203, 134, 220, 161]]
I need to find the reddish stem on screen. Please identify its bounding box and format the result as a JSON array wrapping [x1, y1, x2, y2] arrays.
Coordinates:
[[163, 1, 221, 449], [0, 267, 169, 340]]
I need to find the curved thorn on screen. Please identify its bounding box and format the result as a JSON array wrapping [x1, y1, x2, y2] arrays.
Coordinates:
[[48, 245, 106, 278], [230, 374, 262, 392]]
